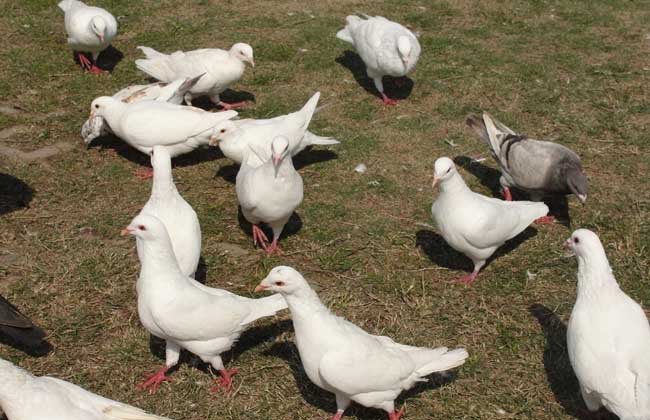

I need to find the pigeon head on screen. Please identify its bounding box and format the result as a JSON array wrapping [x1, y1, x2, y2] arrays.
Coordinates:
[[432, 157, 457, 188], [270, 136, 290, 176], [231, 43, 255, 67], [255, 266, 308, 295], [90, 16, 107, 43], [566, 165, 588, 205], [565, 229, 603, 259], [397, 36, 412, 67], [89, 96, 118, 120], [121, 214, 168, 242], [208, 120, 237, 146]]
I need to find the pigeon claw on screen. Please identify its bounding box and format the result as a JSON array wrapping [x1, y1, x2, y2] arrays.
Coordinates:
[[136, 366, 174, 393], [264, 239, 283, 256], [209, 368, 239, 393], [218, 101, 247, 111], [252, 225, 269, 249], [388, 407, 405, 420], [535, 215, 556, 224], [87, 65, 106, 74], [380, 93, 398, 106], [454, 272, 478, 285], [502, 187, 513, 201]]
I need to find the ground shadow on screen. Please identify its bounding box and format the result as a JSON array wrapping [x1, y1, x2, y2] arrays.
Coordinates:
[[189, 89, 256, 111], [415, 227, 538, 274], [335, 50, 413, 101], [0, 173, 33, 215], [215, 162, 239, 184], [454, 156, 571, 226], [237, 207, 303, 245], [264, 341, 456, 419], [147, 320, 291, 376], [194, 256, 207, 285], [0, 332, 52, 357], [87, 133, 223, 169], [528, 304, 617, 420]]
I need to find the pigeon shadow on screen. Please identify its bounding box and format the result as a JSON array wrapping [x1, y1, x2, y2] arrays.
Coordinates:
[[454, 156, 571, 227], [416, 227, 538, 274], [0, 332, 52, 357], [264, 341, 456, 419], [335, 50, 413, 101], [237, 207, 303, 245], [194, 256, 208, 285], [189, 89, 256, 111], [148, 320, 292, 375], [87, 134, 224, 169], [528, 304, 617, 420], [73, 46, 124, 73], [215, 162, 239, 184], [0, 174, 33, 215]]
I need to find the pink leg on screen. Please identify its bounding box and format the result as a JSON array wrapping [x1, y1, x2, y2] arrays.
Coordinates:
[[209, 368, 239, 393], [502, 187, 513, 201], [388, 407, 405, 420], [218, 101, 247, 110], [454, 271, 478, 285], [535, 215, 556, 224], [252, 225, 269, 249], [330, 410, 345, 420], [380, 93, 398, 106], [134, 168, 154, 180], [137, 365, 174, 392], [264, 237, 283, 256], [77, 53, 93, 71]]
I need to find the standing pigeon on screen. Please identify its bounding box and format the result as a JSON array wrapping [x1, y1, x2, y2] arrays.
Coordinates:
[[566, 229, 650, 419], [58, 0, 118, 73], [0, 358, 172, 420], [137, 145, 201, 279], [466, 112, 587, 221], [255, 266, 468, 420], [89, 96, 237, 178], [0, 295, 47, 351], [82, 75, 204, 145], [431, 157, 548, 284], [135, 44, 254, 109], [236, 136, 304, 254], [336, 15, 420, 105], [209, 92, 339, 167], [122, 213, 287, 393]]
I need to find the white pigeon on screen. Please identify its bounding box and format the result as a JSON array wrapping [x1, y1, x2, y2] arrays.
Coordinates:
[[58, 0, 117, 73], [0, 357, 171, 420], [235, 136, 304, 254], [566, 229, 650, 419], [209, 92, 339, 167], [89, 96, 237, 177], [136, 145, 201, 279], [122, 213, 287, 393], [255, 266, 468, 420], [82, 74, 204, 144], [336, 15, 420, 105], [135, 44, 254, 108], [431, 157, 548, 284]]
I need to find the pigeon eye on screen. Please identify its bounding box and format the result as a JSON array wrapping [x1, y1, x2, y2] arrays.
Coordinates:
[[275, 281, 285, 286], [446, 168, 451, 174], [138, 225, 146, 231], [220, 129, 226, 133], [574, 237, 580, 244], [95, 104, 100, 109]]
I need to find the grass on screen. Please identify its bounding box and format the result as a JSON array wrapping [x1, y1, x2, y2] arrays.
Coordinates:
[[1, 0, 649, 419]]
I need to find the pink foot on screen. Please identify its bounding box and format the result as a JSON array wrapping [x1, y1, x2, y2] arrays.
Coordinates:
[[77, 53, 93, 70], [388, 407, 405, 420], [252, 225, 269, 249], [535, 215, 555, 224], [380, 93, 398, 106], [137, 366, 174, 392], [88, 65, 106, 74], [218, 101, 246, 110], [209, 368, 239, 393], [502, 187, 513, 201], [454, 272, 478, 285], [264, 238, 283, 256], [134, 168, 154, 180], [330, 410, 345, 420]]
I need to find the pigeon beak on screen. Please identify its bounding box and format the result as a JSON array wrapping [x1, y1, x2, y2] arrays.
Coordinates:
[[209, 135, 219, 146], [120, 227, 134, 236], [432, 175, 439, 188], [249, 59, 255, 68], [563, 239, 572, 250], [99, 34, 104, 43], [272, 155, 282, 178], [254, 284, 269, 292], [577, 194, 587, 205]]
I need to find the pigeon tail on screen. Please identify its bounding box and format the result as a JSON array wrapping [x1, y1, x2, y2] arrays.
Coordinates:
[[336, 15, 364, 43], [303, 131, 340, 147], [411, 347, 469, 377], [241, 293, 287, 326], [103, 406, 171, 420], [297, 92, 320, 130], [57, 0, 83, 12], [136, 47, 175, 82], [137, 46, 166, 59]]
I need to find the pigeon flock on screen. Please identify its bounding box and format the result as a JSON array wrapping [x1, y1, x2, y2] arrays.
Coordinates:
[[0, 1, 647, 420]]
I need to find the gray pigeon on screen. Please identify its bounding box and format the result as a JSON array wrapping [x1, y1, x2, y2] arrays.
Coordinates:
[[466, 113, 588, 211]]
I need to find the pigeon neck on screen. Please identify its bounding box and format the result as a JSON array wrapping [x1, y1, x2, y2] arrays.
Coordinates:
[[576, 251, 619, 298], [102, 100, 126, 128], [440, 173, 469, 194], [0, 361, 31, 410], [284, 287, 327, 316], [136, 235, 183, 280], [151, 157, 177, 199]]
